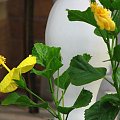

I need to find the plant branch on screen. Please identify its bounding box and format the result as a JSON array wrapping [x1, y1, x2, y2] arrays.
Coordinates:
[[113, 10, 118, 20], [48, 78, 62, 120], [65, 114, 69, 120], [59, 90, 66, 104], [62, 91, 65, 120], [26, 87, 45, 102], [104, 77, 114, 86], [47, 108, 58, 118], [57, 70, 60, 100], [26, 87, 57, 117], [48, 78, 58, 106]]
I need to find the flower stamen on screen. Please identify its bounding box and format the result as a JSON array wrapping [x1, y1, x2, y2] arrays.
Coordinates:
[[0, 55, 10, 72]]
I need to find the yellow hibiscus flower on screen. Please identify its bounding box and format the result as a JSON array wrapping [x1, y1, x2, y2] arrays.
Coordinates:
[[90, 2, 115, 31], [17, 55, 36, 73], [0, 55, 36, 93]]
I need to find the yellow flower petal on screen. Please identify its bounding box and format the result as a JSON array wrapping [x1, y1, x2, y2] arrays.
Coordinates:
[[0, 68, 20, 93], [90, 2, 116, 31], [109, 20, 116, 31], [17, 55, 36, 73], [0, 55, 36, 93], [0, 55, 6, 65]]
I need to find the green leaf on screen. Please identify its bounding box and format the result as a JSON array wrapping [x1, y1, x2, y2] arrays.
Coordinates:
[[113, 44, 120, 62], [100, 94, 120, 107], [14, 76, 27, 89], [112, 0, 120, 10], [73, 89, 92, 108], [35, 102, 48, 108], [69, 55, 107, 86], [54, 70, 71, 90], [94, 28, 113, 39], [67, 8, 97, 27], [115, 67, 120, 90], [82, 53, 92, 62], [114, 11, 120, 34], [85, 101, 119, 120], [57, 106, 74, 114], [15, 96, 48, 108], [32, 43, 62, 66], [57, 89, 92, 114], [32, 43, 63, 79], [32, 46, 43, 66], [90, 0, 96, 2], [99, 0, 120, 10], [99, 0, 112, 10], [31, 68, 52, 79], [2, 92, 20, 105], [1, 92, 48, 109]]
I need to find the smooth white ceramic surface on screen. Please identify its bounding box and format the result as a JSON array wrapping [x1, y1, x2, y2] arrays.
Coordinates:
[[45, 0, 110, 119]]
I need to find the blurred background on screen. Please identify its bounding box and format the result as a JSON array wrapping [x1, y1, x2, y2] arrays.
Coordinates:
[[0, 0, 54, 119], [0, 0, 53, 99]]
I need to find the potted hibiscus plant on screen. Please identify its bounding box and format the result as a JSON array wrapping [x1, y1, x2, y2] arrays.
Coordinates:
[[0, 0, 120, 120]]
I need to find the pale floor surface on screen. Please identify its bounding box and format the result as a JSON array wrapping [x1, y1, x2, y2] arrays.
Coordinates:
[[0, 106, 119, 120], [0, 106, 53, 120]]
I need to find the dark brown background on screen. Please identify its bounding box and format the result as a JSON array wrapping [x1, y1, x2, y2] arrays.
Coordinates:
[[0, 0, 53, 100]]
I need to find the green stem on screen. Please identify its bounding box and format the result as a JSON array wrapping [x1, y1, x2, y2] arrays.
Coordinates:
[[99, 29, 115, 69], [115, 62, 119, 71], [62, 91, 65, 120], [26, 87, 57, 117], [111, 36, 115, 53], [113, 62, 119, 88], [47, 108, 58, 118], [113, 69, 120, 98], [106, 40, 119, 95], [115, 35, 118, 46], [48, 105, 58, 118], [58, 113, 62, 120], [115, 36, 118, 67], [107, 33, 116, 70], [104, 77, 114, 86], [48, 78, 62, 120], [112, 35, 120, 98], [99, 29, 120, 98], [113, 10, 118, 20], [26, 87, 45, 102], [109, 34, 120, 96], [107, 42, 114, 69], [59, 90, 66, 104], [48, 78, 58, 106], [57, 70, 60, 100], [65, 114, 69, 120]]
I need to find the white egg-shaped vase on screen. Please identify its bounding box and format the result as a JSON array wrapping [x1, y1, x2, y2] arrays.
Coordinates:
[[45, 0, 110, 119]]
